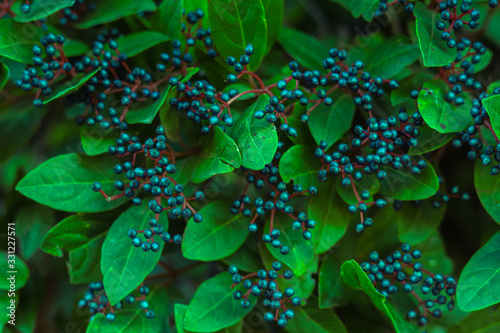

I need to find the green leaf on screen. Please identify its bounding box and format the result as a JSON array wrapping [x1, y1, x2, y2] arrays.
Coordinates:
[[62, 39, 90, 57], [81, 127, 117, 156], [222, 83, 256, 100], [448, 308, 500, 333], [468, 48, 493, 73], [308, 183, 351, 254], [0, 252, 29, 290], [16, 204, 55, 259], [189, 127, 241, 183], [13, 0, 76, 22], [487, 80, 500, 95], [111, 31, 169, 57], [416, 232, 453, 276], [102, 205, 166, 305], [16, 153, 128, 212], [263, 0, 284, 54], [379, 162, 439, 200], [475, 159, 500, 225], [308, 91, 355, 150], [318, 255, 347, 308], [414, 2, 457, 67], [278, 27, 327, 71], [279, 145, 322, 187], [76, 0, 157, 29], [41, 213, 109, 283], [265, 215, 314, 276], [328, 0, 379, 21], [184, 273, 257, 332], [286, 307, 347, 333], [125, 84, 171, 124], [182, 201, 247, 261], [0, 19, 45, 63], [0, 61, 9, 91], [0, 101, 44, 165], [230, 95, 278, 170], [337, 174, 380, 205], [364, 35, 420, 78], [43, 68, 100, 105], [418, 79, 472, 133], [482, 95, 500, 140], [221, 234, 262, 273], [86, 287, 167, 333], [396, 200, 446, 245], [175, 303, 242, 333], [408, 125, 454, 155], [457, 231, 500, 311], [340, 260, 418, 333], [208, 0, 267, 71], [151, 0, 183, 40]]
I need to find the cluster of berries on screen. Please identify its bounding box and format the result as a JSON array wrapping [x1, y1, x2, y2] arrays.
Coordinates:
[[58, 0, 97, 25], [451, 92, 500, 175], [361, 243, 457, 327], [228, 263, 301, 328], [91, 125, 205, 251], [375, 0, 415, 17], [77, 282, 155, 322]]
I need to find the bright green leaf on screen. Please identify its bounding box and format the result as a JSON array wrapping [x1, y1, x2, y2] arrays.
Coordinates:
[[16, 153, 128, 212], [13, 0, 76, 22], [182, 201, 247, 261], [111, 31, 169, 57], [418, 79, 472, 133], [279, 145, 322, 187], [230, 95, 278, 170], [286, 307, 347, 333], [81, 127, 116, 156], [43, 68, 100, 105], [308, 90, 355, 150], [76, 0, 157, 29], [102, 205, 166, 305], [415, 2, 457, 67], [278, 27, 327, 71], [475, 159, 500, 225], [151, 0, 183, 40], [379, 162, 439, 200], [482, 94, 500, 140], [208, 0, 267, 71], [457, 231, 500, 311], [0, 252, 29, 290], [0, 61, 9, 91], [0, 19, 45, 63], [408, 125, 454, 155]]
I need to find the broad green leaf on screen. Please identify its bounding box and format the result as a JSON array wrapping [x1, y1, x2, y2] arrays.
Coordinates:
[[448, 308, 500, 333], [111, 31, 169, 57], [340, 260, 419, 333], [475, 159, 500, 225], [279, 145, 322, 187], [76, 0, 157, 29], [102, 205, 166, 305], [151, 0, 183, 40], [0, 252, 29, 290], [379, 162, 439, 200], [365, 35, 420, 78], [414, 2, 457, 67], [208, 0, 267, 70], [13, 0, 76, 22], [43, 68, 100, 104], [0, 19, 45, 63], [182, 201, 247, 261], [16, 153, 128, 212], [16, 204, 55, 259], [230, 95, 278, 170], [86, 287, 167, 333], [482, 95, 500, 140], [265, 215, 314, 276], [286, 307, 347, 333], [41, 213, 109, 283], [418, 79, 472, 133], [81, 127, 116, 156], [0, 101, 44, 165], [221, 234, 262, 273], [189, 127, 241, 183], [308, 90, 355, 150], [308, 183, 351, 254], [278, 27, 327, 71], [175, 303, 242, 333], [396, 200, 446, 245], [0, 61, 9, 91], [263, 0, 284, 54], [468, 48, 493, 73], [457, 231, 500, 311], [318, 255, 348, 308], [328, 0, 379, 21], [126, 84, 171, 124], [184, 273, 257, 332], [222, 83, 256, 101], [408, 125, 454, 155]]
